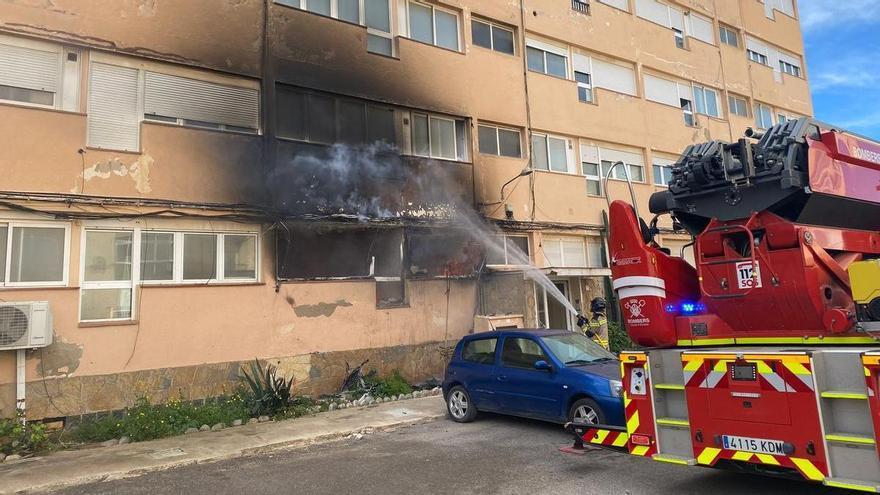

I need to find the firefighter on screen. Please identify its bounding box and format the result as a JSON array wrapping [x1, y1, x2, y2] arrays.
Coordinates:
[[576, 297, 610, 350]]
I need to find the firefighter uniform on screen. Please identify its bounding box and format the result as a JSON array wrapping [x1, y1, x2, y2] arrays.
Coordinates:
[[585, 314, 609, 350]]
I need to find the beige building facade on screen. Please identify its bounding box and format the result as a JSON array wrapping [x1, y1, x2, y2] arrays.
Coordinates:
[[0, 0, 810, 420]]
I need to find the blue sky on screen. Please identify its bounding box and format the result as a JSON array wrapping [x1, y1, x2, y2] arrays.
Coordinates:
[[799, 1, 880, 139]]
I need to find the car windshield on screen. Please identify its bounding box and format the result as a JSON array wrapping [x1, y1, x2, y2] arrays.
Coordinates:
[[540, 333, 616, 366]]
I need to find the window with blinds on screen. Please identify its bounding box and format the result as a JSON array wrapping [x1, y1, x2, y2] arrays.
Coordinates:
[[144, 71, 260, 132], [0, 38, 61, 107], [87, 63, 141, 152]]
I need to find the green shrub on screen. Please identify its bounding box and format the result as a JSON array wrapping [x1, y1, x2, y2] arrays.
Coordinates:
[[0, 410, 51, 456], [363, 370, 413, 398], [239, 359, 295, 416], [608, 320, 639, 354]]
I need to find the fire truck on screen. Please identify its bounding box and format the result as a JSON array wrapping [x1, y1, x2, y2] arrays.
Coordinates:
[[565, 118, 880, 492]]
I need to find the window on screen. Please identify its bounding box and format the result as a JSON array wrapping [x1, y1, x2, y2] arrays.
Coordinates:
[[462, 338, 498, 364], [583, 160, 602, 196], [0, 35, 81, 111], [140, 232, 174, 281], [779, 60, 801, 77], [142, 71, 260, 134], [501, 337, 548, 369], [276, 86, 397, 146], [81, 230, 133, 322], [277, 0, 393, 55], [719, 25, 739, 47], [411, 113, 468, 161], [571, 0, 590, 14], [526, 41, 568, 78], [599, 0, 628, 11], [0, 223, 69, 286], [575, 71, 593, 103], [531, 134, 570, 173], [747, 49, 769, 66], [478, 124, 521, 158], [673, 28, 686, 49], [652, 160, 675, 186], [728, 94, 749, 117], [542, 236, 587, 267], [486, 235, 530, 265], [471, 19, 514, 55], [88, 58, 260, 152], [681, 98, 695, 126], [693, 85, 720, 118], [754, 103, 773, 129], [587, 237, 606, 267], [582, 145, 644, 194], [408, 1, 460, 51], [601, 159, 644, 182]]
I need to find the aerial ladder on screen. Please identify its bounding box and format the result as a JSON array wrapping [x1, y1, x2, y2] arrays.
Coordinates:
[[566, 118, 880, 491]]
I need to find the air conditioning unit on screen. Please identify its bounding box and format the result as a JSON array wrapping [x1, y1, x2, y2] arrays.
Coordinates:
[[0, 302, 54, 350]]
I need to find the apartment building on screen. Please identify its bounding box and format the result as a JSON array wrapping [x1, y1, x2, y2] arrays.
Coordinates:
[[0, 0, 810, 420]]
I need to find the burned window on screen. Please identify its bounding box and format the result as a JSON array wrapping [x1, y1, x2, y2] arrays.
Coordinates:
[[277, 225, 404, 281], [408, 230, 482, 278], [275, 85, 398, 147]]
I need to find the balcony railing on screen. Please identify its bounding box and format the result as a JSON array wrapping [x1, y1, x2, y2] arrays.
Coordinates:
[[572, 0, 590, 14]]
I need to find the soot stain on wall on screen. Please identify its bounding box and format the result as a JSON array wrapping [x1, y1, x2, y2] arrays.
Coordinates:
[[293, 300, 354, 318]]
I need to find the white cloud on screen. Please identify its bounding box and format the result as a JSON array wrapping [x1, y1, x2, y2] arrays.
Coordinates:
[[838, 111, 880, 136], [811, 64, 880, 92], [799, 0, 880, 30]]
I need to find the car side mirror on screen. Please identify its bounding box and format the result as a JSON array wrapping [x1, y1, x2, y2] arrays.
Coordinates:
[[534, 360, 553, 372]]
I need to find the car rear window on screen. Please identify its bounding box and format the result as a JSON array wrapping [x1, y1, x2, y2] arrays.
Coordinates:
[[462, 338, 497, 364]]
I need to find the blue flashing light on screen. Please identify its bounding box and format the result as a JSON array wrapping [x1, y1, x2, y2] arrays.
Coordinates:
[[666, 302, 706, 315]]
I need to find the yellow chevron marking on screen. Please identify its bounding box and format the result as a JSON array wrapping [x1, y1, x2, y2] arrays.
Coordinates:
[[626, 411, 640, 434], [791, 458, 825, 481], [631, 445, 650, 456], [864, 355, 880, 366], [731, 451, 754, 462], [755, 454, 780, 465], [784, 362, 813, 376], [697, 447, 721, 465], [653, 455, 691, 465], [866, 366, 872, 377], [683, 359, 703, 372], [755, 361, 774, 374], [824, 479, 878, 492], [591, 429, 610, 444], [713, 360, 732, 372], [612, 433, 629, 448]]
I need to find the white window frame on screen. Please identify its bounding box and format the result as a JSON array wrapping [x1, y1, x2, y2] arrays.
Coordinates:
[[542, 235, 587, 268], [779, 60, 801, 77], [652, 158, 675, 186], [673, 28, 686, 49], [0, 221, 71, 288], [277, 0, 394, 47], [754, 102, 774, 129], [583, 159, 602, 196], [681, 98, 695, 126], [411, 112, 465, 161], [531, 133, 572, 174], [525, 39, 570, 79], [470, 17, 515, 55], [575, 70, 593, 103], [747, 49, 769, 66], [78, 226, 259, 322], [405, 1, 461, 51], [719, 25, 739, 47], [692, 84, 720, 118], [79, 228, 137, 323], [477, 123, 522, 158], [728, 94, 749, 118], [0, 34, 69, 111], [486, 234, 530, 266], [600, 158, 645, 184]]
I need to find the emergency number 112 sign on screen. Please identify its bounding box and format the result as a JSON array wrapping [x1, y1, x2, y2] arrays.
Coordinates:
[[736, 261, 762, 289]]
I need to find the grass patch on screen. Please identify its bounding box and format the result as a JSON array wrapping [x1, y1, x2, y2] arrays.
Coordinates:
[[362, 370, 413, 398]]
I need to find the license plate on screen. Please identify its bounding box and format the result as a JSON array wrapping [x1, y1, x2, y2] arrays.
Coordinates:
[[722, 435, 785, 455]]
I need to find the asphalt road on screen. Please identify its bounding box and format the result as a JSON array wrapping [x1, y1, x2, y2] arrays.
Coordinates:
[[55, 414, 846, 495]]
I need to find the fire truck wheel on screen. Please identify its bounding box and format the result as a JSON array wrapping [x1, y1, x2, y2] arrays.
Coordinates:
[[447, 385, 477, 423], [568, 398, 605, 425]]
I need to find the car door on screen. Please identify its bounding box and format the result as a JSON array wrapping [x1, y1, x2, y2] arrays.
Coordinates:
[[453, 336, 501, 411], [494, 336, 563, 419]]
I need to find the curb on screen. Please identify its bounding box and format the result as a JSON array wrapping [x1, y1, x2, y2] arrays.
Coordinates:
[[4, 399, 446, 494]]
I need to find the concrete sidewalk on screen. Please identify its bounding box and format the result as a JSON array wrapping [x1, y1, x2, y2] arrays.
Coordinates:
[[1, 396, 447, 494]]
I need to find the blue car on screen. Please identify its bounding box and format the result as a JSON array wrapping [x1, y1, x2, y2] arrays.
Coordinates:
[[442, 329, 624, 426]]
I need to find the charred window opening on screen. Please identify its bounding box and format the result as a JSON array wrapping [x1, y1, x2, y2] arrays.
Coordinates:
[[277, 224, 404, 281], [408, 230, 482, 278]]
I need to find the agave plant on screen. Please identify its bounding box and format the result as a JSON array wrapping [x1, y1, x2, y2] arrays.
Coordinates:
[[239, 359, 294, 416]]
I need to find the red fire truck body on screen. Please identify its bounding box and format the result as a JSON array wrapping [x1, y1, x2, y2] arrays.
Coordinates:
[[569, 119, 880, 492]]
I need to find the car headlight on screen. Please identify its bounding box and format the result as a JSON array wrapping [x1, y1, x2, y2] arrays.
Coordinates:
[[609, 380, 623, 398]]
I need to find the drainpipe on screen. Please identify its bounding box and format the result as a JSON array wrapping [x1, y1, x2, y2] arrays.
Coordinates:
[[16, 349, 26, 422]]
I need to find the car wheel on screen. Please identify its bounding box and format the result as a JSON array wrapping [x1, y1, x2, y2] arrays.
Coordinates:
[[568, 398, 605, 425], [447, 386, 477, 423]]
